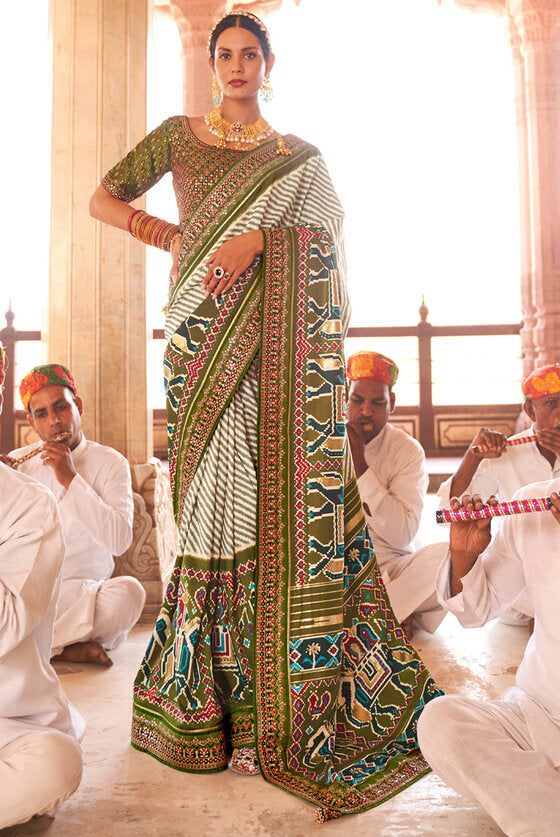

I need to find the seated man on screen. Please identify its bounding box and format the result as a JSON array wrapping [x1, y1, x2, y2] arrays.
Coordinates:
[[346, 350, 447, 639], [438, 362, 560, 624], [10, 363, 145, 666], [0, 342, 84, 829], [418, 487, 560, 836]]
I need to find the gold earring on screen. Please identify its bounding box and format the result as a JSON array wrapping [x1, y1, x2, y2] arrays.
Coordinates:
[[260, 74, 273, 103], [212, 74, 221, 106]]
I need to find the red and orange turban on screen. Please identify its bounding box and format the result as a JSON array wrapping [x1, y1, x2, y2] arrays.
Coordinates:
[[347, 351, 399, 387], [522, 363, 560, 402], [19, 363, 77, 411]]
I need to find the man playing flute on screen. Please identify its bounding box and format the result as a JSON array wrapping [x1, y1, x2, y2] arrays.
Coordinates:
[[345, 350, 447, 640], [8, 364, 145, 666], [0, 344, 84, 828], [438, 362, 560, 626], [418, 486, 560, 836]]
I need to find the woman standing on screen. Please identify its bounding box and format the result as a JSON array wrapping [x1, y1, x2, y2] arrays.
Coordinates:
[[90, 12, 441, 821]]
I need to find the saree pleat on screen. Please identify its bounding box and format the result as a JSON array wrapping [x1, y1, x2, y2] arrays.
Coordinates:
[[102, 118, 442, 817]]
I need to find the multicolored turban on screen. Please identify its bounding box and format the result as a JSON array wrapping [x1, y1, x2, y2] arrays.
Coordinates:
[[19, 363, 77, 411], [0, 341, 5, 388], [522, 363, 560, 402], [346, 351, 399, 387]]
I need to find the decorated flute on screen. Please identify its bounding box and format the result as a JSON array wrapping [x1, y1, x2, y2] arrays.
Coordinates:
[[12, 431, 71, 467], [472, 433, 537, 455], [436, 496, 552, 524]]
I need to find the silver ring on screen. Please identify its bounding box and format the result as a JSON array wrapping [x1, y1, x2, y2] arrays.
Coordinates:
[[213, 266, 225, 279]]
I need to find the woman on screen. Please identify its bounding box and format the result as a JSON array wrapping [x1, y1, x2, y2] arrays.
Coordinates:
[[90, 11, 441, 821]]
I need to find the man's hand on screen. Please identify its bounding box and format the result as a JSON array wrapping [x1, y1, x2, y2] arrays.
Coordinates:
[[469, 427, 508, 459], [536, 428, 560, 459], [550, 492, 560, 525], [449, 494, 497, 595], [0, 454, 16, 468], [40, 441, 76, 489], [346, 420, 368, 479]]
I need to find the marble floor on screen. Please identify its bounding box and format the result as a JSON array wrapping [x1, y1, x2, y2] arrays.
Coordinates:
[[3, 497, 529, 837]]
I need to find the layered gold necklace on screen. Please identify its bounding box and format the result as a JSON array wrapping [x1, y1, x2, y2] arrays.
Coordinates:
[[205, 108, 274, 150]]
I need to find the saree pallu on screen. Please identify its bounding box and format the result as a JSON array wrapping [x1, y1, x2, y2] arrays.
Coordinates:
[[132, 228, 442, 819]]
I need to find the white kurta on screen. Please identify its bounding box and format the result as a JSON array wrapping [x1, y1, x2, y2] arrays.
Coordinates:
[[418, 478, 560, 837], [0, 464, 85, 748], [10, 434, 141, 652], [0, 464, 84, 828], [357, 423, 447, 631], [437, 425, 559, 618]]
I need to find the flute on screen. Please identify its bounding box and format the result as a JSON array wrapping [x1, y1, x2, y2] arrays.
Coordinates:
[[472, 433, 537, 454], [436, 496, 552, 524], [12, 432, 71, 467]]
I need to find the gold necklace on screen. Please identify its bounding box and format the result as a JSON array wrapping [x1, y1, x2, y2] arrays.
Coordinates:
[[205, 108, 274, 150]]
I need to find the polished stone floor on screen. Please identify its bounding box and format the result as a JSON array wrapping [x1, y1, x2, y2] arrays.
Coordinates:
[[3, 497, 528, 837]]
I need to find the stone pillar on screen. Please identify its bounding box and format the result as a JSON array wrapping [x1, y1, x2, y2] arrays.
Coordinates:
[[507, 14, 537, 375], [49, 0, 150, 462], [455, 0, 560, 367], [509, 1, 560, 365], [49, 0, 177, 616], [170, 0, 228, 115], [114, 459, 178, 623]]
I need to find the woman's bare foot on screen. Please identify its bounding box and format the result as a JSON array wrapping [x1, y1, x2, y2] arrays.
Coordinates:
[[228, 747, 260, 775], [51, 640, 113, 667]]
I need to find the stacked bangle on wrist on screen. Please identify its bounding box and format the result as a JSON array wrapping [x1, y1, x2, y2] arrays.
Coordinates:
[[128, 209, 181, 253]]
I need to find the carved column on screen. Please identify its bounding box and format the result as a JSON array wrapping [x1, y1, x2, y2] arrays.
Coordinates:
[[114, 459, 178, 623], [454, 0, 560, 368], [509, 0, 560, 365], [49, 0, 177, 615], [49, 0, 150, 461], [169, 0, 228, 115], [507, 14, 537, 375]]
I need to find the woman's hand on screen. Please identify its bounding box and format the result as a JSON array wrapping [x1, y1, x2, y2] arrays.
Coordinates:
[[202, 231, 264, 298], [169, 235, 182, 287]]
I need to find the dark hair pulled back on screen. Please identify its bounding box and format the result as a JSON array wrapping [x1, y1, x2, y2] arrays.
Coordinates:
[[209, 14, 271, 60]]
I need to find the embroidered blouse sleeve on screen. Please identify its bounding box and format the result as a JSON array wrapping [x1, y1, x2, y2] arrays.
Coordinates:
[[101, 116, 176, 202]]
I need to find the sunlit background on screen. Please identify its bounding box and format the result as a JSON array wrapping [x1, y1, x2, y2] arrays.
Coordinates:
[[2, 0, 521, 410]]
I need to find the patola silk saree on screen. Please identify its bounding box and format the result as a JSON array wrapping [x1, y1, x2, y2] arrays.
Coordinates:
[[103, 118, 442, 819]]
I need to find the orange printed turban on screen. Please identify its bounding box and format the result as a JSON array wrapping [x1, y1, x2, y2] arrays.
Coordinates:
[[20, 363, 77, 411], [522, 363, 560, 402], [0, 341, 5, 388], [347, 351, 399, 386]]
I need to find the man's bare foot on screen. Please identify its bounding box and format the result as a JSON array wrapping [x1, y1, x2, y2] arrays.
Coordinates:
[[51, 640, 113, 667], [401, 616, 414, 642]]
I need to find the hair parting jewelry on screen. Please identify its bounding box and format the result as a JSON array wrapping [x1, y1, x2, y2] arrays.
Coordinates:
[[207, 11, 271, 55], [128, 210, 181, 252]]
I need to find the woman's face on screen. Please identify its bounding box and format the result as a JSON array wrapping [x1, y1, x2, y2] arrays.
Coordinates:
[[210, 26, 273, 103]]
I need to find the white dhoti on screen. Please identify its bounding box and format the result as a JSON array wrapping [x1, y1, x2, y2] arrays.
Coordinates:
[[0, 730, 83, 829], [52, 576, 146, 655], [381, 541, 448, 633], [418, 689, 560, 837]]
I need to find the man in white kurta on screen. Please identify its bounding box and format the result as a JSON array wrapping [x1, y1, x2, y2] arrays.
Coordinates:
[[0, 344, 84, 828], [418, 482, 560, 837], [346, 351, 447, 638], [437, 362, 560, 623], [10, 362, 145, 666]]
